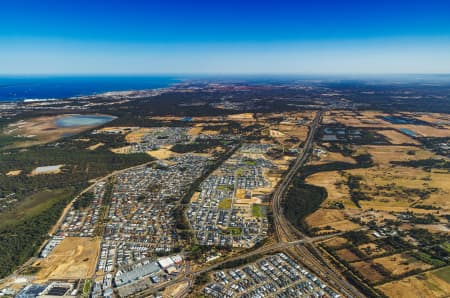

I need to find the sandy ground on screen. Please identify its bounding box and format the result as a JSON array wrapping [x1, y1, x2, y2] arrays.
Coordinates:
[[96, 126, 138, 134], [227, 113, 255, 121], [269, 129, 286, 137], [6, 170, 22, 176], [201, 129, 220, 135], [4, 115, 110, 148], [0, 276, 35, 292], [162, 280, 189, 297], [87, 142, 104, 150], [110, 146, 131, 154], [190, 192, 200, 203], [33, 237, 100, 282], [377, 266, 450, 298], [30, 164, 64, 176]]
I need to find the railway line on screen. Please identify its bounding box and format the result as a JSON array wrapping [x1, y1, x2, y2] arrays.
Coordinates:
[[131, 110, 365, 298], [271, 111, 364, 298]]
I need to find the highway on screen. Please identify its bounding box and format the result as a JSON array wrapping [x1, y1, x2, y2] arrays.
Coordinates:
[[270, 111, 364, 298], [131, 111, 365, 298], [128, 233, 341, 298]]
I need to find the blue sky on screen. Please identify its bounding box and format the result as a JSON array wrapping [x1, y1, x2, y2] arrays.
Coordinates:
[[1, 0, 450, 74]]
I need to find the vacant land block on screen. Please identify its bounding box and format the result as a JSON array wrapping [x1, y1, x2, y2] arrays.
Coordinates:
[[33, 237, 100, 282]]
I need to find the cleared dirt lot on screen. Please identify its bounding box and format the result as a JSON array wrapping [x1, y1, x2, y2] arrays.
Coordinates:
[[33, 237, 100, 282], [87, 142, 104, 150]]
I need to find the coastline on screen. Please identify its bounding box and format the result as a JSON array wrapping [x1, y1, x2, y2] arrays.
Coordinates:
[[0, 76, 180, 103]]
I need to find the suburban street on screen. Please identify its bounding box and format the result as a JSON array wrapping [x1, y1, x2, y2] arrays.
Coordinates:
[[131, 110, 364, 298]]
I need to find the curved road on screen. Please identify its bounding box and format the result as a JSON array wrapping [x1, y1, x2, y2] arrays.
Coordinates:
[[130, 110, 364, 298], [271, 111, 364, 298]]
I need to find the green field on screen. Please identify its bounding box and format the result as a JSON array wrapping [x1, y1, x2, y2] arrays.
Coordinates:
[[413, 251, 446, 267], [0, 134, 25, 149], [218, 198, 232, 209], [217, 185, 234, 192], [0, 187, 77, 278], [440, 242, 450, 253], [0, 187, 75, 228], [82, 279, 93, 298], [432, 266, 450, 283], [252, 204, 263, 217], [226, 227, 242, 235]]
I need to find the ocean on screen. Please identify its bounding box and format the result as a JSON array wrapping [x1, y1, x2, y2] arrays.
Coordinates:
[[0, 76, 180, 102]]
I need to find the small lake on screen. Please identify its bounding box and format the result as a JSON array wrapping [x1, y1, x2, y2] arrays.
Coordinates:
[[55, 114, 116, 128], [382, 116, 425, 125], [399, 128, 418, 137]]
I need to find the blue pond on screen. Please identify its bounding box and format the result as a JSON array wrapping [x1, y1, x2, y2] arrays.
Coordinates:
[[55, 114, 116, 128], [399, 128, 418, 137]]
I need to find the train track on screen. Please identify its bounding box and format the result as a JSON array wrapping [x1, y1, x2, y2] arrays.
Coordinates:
[[270, 111, 365, 298], [131, 110, 365, 298]]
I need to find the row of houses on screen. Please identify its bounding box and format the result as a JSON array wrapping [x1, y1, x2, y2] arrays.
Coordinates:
[[203, 253, 339, 298], [188, 143, 273, 248]]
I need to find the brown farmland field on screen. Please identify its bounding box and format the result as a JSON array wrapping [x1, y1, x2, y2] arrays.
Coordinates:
[[373, 253, 433, 277], [377, 266, 450, 298]]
